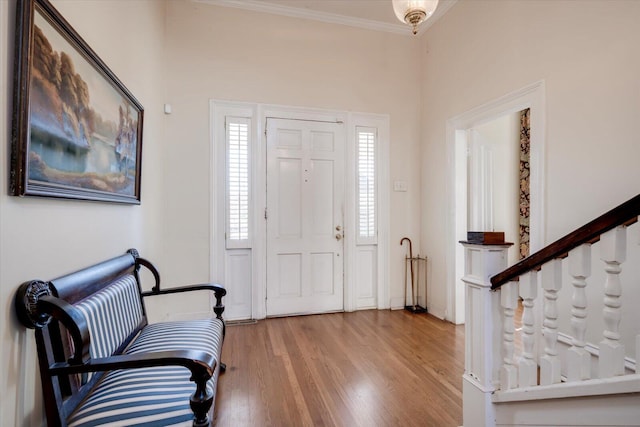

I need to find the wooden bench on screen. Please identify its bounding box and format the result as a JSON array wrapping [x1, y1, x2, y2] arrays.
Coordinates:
[[13, 249, 226, 427]]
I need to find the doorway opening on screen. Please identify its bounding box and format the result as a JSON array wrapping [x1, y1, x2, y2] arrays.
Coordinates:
[[446, 82, 545, 324]]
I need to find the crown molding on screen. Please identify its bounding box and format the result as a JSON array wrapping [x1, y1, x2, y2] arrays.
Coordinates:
[[416, 0, 458, 35], [195, 0, 457, 37]]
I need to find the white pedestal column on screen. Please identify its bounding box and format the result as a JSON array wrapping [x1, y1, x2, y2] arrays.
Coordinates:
[[461, 242, 512, 427]]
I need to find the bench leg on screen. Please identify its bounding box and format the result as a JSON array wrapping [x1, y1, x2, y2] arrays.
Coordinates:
[[190, 378, 213, 427]]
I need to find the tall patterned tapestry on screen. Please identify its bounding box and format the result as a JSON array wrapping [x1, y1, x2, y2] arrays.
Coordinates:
[[519, 108, 531, 259]]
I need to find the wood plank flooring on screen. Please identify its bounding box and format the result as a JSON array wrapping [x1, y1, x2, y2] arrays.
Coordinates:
[[214, 310, 465, 427]]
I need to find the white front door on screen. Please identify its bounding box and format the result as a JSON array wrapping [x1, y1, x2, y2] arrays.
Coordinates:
[[266, 118, 345, 316]]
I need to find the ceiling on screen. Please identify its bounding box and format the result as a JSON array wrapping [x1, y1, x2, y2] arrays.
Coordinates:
[[198, 0, 457, 36]]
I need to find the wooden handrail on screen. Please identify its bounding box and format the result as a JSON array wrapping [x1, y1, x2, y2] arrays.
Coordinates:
[[490, 194, 640, 290]]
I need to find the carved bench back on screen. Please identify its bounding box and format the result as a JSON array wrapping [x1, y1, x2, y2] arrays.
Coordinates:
[[17, 250, 148, 425]]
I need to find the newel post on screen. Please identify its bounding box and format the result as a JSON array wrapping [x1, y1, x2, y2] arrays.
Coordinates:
[[461, 241, 512, 427]]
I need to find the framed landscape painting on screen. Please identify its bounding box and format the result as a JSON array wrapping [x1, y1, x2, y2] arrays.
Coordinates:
[[11, 0, 144, 204]]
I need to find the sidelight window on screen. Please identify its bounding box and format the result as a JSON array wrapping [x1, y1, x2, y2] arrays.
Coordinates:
[[357, 127, 377, 244], [226, 117, 250, 247]]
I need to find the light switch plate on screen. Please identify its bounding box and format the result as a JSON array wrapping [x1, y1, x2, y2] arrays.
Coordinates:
[[393, 180, 408, 192]]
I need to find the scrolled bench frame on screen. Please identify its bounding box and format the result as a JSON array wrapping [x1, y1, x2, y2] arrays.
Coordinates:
[[14, 249, 226, 427]]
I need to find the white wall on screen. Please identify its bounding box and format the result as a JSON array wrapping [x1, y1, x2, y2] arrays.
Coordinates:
[[162, 1, 423, 311], [420, 0, 640, 320], [0, 1, 166, 425]]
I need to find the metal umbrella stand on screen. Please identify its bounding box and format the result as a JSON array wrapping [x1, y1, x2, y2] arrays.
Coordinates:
[[401, 237, 427, 314]]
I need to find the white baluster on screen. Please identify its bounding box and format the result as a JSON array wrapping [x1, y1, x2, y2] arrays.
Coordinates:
[[500, 281, 519, 389], [599, 226, 627, 378], [518, 271, 538, 387], [567, 244, 592, 382], [540, 259, 562, 385]]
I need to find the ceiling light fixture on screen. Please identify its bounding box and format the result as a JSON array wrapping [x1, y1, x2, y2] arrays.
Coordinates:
[[392, 0, 439, 35]]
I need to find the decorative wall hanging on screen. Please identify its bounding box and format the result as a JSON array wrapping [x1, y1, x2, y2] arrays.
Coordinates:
[[11, 0, 144, 204], [519, 108, 531, 259]]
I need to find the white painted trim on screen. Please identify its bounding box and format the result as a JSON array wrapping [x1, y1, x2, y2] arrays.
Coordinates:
[[453, 129, 468, 323], [210, 100, 259, 319], [211, 101, 391, 318], [418, 0, 459, 35], [210, 100, 224, 287], [348, 112, 391, 310], [463, 373, 497, 427], [492, 373, 640, 403], [463, 373, 496, 394], [446, 81, 546, 324], [194, 0, 457, 36], [253, 104, 267, 320], [377, 115, 391, 309], [345, 116, 357, 312]]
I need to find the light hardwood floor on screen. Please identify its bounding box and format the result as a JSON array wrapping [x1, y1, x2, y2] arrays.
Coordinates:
[[214, 310, 465, 427]]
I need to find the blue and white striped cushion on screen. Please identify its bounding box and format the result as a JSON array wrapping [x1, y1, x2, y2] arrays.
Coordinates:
[[67, 366, 212, 427], [68, 318, 224, 427], [126, 319, 223, 356], [75, 275, 144, 360]]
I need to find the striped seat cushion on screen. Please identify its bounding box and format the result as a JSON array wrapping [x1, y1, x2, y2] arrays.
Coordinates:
[[68, 318, 224, 427]]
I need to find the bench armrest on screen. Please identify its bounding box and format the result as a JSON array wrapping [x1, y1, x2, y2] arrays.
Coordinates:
[[14, 281, 91, 365], [140, 283, 226, 297], [38, 295, 91, 365], [134, 255, 226, 316], [49, 349, 216, 380], [141, 282, 227, 321]]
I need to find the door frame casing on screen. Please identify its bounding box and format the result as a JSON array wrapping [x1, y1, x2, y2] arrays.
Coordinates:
[[445, 81, 546, 324], [211, 100, 390, 320]]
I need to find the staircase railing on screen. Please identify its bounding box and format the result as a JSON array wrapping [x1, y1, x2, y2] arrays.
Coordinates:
[[491, 194, 640, 289], [462, 194, 640, 427]]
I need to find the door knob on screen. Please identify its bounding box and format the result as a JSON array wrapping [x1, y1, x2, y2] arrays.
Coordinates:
[[335, 233, 343, 241], [336, 225, 342, 231]]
